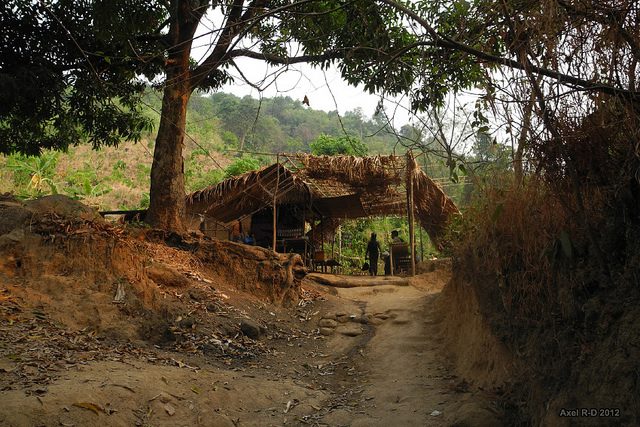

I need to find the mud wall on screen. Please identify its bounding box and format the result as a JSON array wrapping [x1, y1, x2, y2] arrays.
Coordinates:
[[439, 277, 514, 389]]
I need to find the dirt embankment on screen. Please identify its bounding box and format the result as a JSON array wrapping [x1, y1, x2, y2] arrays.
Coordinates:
[[439, 257, 640, 426], [0, 194, 305, 339], [0, 195, 330, 426]]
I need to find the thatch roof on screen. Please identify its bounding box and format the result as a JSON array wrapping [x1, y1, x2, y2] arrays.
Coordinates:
[[186, 154, 459, 245], [187, 163, 311, 223]]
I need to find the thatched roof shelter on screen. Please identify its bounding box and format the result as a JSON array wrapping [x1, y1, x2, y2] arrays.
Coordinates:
[[187, 154, 459, 246]]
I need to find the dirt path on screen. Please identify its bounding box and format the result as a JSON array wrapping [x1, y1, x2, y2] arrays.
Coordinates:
[[315, 276, 501, 427], [0, 271, 500, 426]]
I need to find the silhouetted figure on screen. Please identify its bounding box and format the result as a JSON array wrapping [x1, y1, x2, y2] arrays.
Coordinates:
[[365, 232, 381, 276]]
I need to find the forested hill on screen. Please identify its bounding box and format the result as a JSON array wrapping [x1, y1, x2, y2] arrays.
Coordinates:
[[144, 91, 402, 155], [0, 91, 422, 210]]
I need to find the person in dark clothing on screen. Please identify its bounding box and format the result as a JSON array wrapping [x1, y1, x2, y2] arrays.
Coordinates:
[[365, 232, 381, 276]]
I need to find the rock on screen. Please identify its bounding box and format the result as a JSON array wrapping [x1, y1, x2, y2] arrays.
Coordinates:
[[178, 317, 196, 329], [189, 288, 207, 302], [337, 324, 362, 337], [318, 318, 338, 328], [367, 316, 384, 325], [322, 312, 337, 320], [146, 263, 191, 287], [240, 319, 263, 339], [335, 314, 349, 323], [156, 392, 173, 404], [319, 327, 334, 336]]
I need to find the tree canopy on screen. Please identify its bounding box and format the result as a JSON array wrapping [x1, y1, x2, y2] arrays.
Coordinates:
[[4, 0, 638, 231], [2, 0, 426, 231], [310, 134, 368, 156], [0, 1, 163, 154]]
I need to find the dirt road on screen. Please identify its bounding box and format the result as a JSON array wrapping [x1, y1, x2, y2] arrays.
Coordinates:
[[314, 275, 501, 427], [0, 271, 500, 426]]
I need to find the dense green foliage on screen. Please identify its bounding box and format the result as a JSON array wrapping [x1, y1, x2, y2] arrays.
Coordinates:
[[140, 92, 401, 155], [310, 135, 368, 156], [1, 89, 479, 210], [0, 1, 161, 154]]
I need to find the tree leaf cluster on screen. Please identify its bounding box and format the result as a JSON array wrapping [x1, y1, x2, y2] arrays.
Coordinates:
[[0, 1, 164, 155]]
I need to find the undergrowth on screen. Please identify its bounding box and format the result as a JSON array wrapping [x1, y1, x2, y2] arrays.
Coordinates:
[[450, 106, 640, 425]]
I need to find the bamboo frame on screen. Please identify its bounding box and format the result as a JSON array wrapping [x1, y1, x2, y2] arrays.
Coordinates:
[[272, 154, 280, 252], [407, 152, 416, 276]]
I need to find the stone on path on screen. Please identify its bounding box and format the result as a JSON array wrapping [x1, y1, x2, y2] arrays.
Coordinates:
[[318, 318, 338, 328]]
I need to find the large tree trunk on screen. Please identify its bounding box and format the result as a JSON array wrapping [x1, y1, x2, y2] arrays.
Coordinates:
[[144, 1, 205, 232], [146, 81, 191, 232]]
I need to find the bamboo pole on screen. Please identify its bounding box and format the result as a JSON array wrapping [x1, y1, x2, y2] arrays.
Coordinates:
[[272, 154, 280, 252], [407, 152, 416, 276], [389, 241, 394, 277]]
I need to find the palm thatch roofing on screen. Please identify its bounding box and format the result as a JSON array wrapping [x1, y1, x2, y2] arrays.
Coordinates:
[[187, 154, 459, 245]]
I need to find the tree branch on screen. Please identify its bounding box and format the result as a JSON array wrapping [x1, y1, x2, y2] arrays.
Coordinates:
[[555, 0, 640, 62], [226, 48, 342, 65], [377, 0, 640, 104], [190, 0, 325, 90]]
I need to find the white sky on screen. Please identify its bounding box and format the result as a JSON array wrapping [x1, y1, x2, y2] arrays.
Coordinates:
[[218, 58, 414, 128], [191, 8, 416, 129]]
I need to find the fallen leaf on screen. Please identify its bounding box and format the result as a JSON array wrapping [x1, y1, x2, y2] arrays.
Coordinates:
[[106, 383, 135, 393], [73, 402, 104, 415], [191, 386, 200, 394]]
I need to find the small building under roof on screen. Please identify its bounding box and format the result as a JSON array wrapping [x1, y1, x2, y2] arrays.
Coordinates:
[[186, 153, 459, 272]]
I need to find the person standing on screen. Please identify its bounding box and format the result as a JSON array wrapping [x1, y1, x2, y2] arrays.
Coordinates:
[[365, 232, 381, 276]]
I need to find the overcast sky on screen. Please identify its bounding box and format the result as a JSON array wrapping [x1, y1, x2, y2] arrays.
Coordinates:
[[191, 9, 417, 129], [218, 58, 414, 128]]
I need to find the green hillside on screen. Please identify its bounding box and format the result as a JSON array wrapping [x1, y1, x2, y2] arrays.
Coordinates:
[[1, 91, 467, 212]]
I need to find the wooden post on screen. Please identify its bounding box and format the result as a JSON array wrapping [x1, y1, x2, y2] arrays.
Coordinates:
[[272, 155, 280, 253], [389, 242, 394, 277], [419, 226, 424, 262], [337, 223, 342, 274], [407, 152, 416, 276], [321, 217, 325, 272]]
